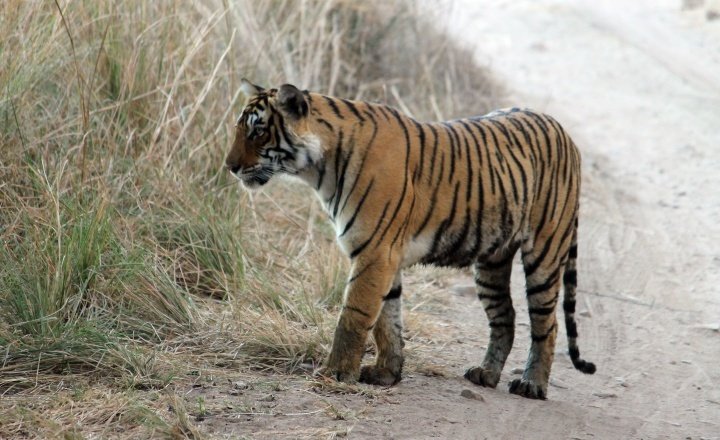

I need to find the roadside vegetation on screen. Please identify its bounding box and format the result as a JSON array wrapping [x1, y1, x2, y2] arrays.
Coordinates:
[[0, 0, 498, 437]]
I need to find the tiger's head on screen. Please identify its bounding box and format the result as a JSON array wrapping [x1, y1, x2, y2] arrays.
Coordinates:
[[225, 79, 323, 189]]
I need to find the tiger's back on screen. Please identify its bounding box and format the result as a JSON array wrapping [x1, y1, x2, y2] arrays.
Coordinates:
[[225, 80, 594, 400]]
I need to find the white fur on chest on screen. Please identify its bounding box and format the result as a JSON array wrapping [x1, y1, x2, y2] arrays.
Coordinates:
[[332, 217, 432, 266]]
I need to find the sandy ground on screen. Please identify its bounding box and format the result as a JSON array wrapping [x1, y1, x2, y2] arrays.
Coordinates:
[[194, 1, 720, 438]]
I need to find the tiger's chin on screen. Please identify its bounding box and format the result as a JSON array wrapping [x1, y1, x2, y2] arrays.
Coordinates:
[[240, 174, 272, 190]]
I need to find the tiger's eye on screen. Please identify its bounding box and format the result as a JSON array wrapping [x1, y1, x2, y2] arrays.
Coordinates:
[[248, 126, 264, 139]]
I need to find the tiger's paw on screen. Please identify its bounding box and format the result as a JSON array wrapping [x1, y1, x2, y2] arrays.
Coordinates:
[[314, 366, 359, 384], [508, 378, 547, 400], [359, 365, 401, 386], [464, 366, 500, 388]]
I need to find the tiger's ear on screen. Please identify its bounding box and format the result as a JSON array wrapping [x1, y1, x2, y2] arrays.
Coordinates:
[[240, 78, 264, 96], [277, 84, 309, 119]]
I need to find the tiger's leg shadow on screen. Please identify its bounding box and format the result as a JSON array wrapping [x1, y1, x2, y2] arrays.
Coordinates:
[[359, 272, 404, 386], [465, 251, 516, 389]]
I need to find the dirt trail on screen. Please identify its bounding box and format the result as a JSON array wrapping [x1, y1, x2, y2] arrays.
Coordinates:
[[200, 2, 720, 438], [440, 0, 720, 438]]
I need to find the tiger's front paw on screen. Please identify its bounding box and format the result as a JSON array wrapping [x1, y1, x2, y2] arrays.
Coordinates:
[[508, 378, 547, 400], [359, 365, 401, 386], [464, 366, 501, 388], [314, 366, 359, 384]]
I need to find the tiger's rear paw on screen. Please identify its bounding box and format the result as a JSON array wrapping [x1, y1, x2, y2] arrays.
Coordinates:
[[464, 366, 500, 388], [359, 365, 401, 386], [508, 378, 547, 400]]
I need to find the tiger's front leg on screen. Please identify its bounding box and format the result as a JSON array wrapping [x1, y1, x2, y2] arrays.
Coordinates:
[[359, 272, 404, 386], [320, 257, 398, 383]]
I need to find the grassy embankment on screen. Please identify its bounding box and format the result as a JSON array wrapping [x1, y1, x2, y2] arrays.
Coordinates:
[[0, 1, 497, 437]]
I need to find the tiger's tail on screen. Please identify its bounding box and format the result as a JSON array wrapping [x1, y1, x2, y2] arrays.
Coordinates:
[[563, 219, 597, 374]]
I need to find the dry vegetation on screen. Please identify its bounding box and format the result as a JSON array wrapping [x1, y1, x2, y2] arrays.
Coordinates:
[[0, 0, 498, 437]]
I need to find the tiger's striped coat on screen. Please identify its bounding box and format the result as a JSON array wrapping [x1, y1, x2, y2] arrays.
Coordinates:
[[225, 80, 595, 399]]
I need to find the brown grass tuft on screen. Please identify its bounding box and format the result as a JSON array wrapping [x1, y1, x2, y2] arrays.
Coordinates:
[[0, 0, 499, 437]]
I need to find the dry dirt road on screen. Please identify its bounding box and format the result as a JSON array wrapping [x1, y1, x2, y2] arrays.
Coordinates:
[[201, 1, 720, 439], [441, 1, 720, 438]]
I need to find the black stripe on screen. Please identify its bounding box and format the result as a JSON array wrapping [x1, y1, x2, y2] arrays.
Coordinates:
[[494, 163, 511, 234], [316, 117, 334, 131], [529, 306, 555, 315], [489, 322, 514, 329], [485, 301, 511, 313], [316, 161, 326, 190], [332, 132, 355, 218], [526, 267, 561, 296], [456, 123, 474, 202], [531, 323, 557, 342], [540, 292, 559, 306], [522, 111, 552, 201], [376, 106, 393, 121], [428, 182, 460, 255], [340, 179, 375, 237], [493, 119, 529, 207], [563, 299, 576, 314], [383, 285, 402, 301], [486, 121, 519, 204], [323, 96, 344, 119], [541, 196, 577, 271], [364, 102, 379, 116], [515, 114, 542, 164], [444, 122, 463, 159], [524, 217, 574, 277], [373, 107, 411, 246], [413, 162, 444, 238], [348, 262, 375, 283], [458, 120, 486, 258], [476, 280, 507, 291], [427, 124, 439, 183], [568, 244, 578, 259], [523, 110, 553, 158], [350, 201, 391, 258], [477, 291, 508, 300], [389, 192, 416, 251], [563, 269, 577, 286], [506, 116, 533, 152], [480, 251, 515, 269], [340, 98, 365, 121], [325, 130, 344, 205], [344, 305, 370, 317], [411, 119, 426, 183], [470, 120, 497, 195], [339, 110, 379, 215], [565, 318, 578, 338], [433, 205, 472, 267], [442, 123, 457, 183]]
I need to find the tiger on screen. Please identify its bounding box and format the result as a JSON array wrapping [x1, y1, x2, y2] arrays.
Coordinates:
[[224, 79, 596, 399]]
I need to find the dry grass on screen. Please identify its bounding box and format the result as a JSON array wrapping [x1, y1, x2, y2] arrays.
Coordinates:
[[0, 0, 499, 437]]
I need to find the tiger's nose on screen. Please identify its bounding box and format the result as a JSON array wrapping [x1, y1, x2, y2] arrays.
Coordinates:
[[227, 163, 241, 174]]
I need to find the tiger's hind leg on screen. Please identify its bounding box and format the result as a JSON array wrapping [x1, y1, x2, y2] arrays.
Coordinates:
[[509, 235, 566, 400], [360, 272, 404, 386], [465, 251, 517, 388]]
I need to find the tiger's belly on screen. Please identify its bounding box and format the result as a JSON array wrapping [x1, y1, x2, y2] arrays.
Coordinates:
[[405, 210, 524, 269]]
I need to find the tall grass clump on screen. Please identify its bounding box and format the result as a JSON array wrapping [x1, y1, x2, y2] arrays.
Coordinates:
[[0, 0, 498, 436]]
